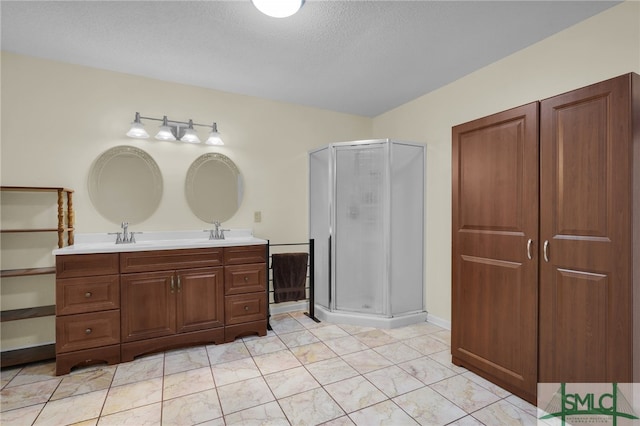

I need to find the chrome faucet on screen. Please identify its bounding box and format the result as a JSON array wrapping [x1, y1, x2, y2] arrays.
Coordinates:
[[109, 221, 140, 244], [204, 220, 229, 240]]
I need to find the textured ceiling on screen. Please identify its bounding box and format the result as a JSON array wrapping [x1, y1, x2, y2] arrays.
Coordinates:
[[1, 1, 619, 117]]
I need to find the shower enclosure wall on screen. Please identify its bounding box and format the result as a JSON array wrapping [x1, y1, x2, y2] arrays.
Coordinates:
[[309, 139, 426, 328]]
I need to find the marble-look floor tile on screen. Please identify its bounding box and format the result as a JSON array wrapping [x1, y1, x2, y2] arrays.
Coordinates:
[[290, 341, 337, 364], [404, 334, 449, 355], [372, 342, 422, 364], [322, 415, 356, 425], [462, 370, 511, 398], [0, 378, 61, 412], [102, 377, 163, 416], [279, 387, 345, 425], [0, 367, 21, 389], [430, 374, 502, 413], [505, 394, 538, 417], [353, 329, 398, 348], [398, 356, 457, 385], [206, 341, 250, 365], [253, 349, 302, 375], [270, 316, 306, 334], [348, 400, 419, 426], [244, 335, 288, 356], [264, 366, 320, 399], [337, 324, 376, 335], [223, 401, 289, 425], [33, 389, 108, 426], [448, 416, 485, 425], [0, 403, 44, 426], [430, 329, 451, 345], [163, 367, 214, 400], [5, 362, 57, 387], [428, 350, 467, 374], [393, 386, 467, 425], [162, 389, 222, 425], [324, 376, 387, 413], [278, 329, 320, 348], [217, 377, 275, 415], [111, 356, 163, 387], [305, 357, 360, 385], [310, 324, 350, 341], [472, 399, 538, 425], [51, 365, 116, 400], [323, 335, 370, 356], [383, 322, 443, 339], [341, 349, 394, 374], [97, 402, 161, 425], [164, 346, 210, 375], [364, 365, 424, 398], [211, 357, 261, 386]]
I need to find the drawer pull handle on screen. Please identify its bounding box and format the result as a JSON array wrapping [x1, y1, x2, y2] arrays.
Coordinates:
[[85, 292, 92, 298], [85, 328, 92, 335], [244, 306, 249, 311], [244, 276, 249, 282]]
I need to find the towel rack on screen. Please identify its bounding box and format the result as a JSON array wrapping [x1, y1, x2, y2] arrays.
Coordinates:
[[266, 239, 320, 330]]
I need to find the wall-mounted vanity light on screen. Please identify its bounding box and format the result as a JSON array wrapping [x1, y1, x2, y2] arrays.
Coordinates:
[[126, 112, 224, 145]]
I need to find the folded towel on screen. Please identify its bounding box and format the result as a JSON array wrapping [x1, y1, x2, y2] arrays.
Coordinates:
[[272, 252, 308, 303]]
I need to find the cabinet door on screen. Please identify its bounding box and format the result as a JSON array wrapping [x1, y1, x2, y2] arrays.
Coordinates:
[[452, 102, 539, 402], [176, 267, 224, 334], [539, 75, 633, 382], [121, 271, 176, 342]]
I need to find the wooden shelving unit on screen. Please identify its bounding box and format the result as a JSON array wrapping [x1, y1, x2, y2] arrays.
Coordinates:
[[1, 186, 74, 368]]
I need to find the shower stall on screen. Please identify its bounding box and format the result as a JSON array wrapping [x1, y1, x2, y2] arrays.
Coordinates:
[[309, 139, 426, 328]]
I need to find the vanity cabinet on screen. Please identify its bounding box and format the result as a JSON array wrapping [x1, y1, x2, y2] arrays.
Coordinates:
[[55, 244, 267, 374], [120, 248, 225, 361], [223, 245, 268, 342], [55, 253, 120, 375]]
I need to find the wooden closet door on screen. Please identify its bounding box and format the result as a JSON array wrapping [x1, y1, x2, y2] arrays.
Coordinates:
[[539, 75, 633, 383], [452, 102, 539, 403]]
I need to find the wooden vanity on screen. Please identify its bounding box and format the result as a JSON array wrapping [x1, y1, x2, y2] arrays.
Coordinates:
[[54, 241, 267, 375]]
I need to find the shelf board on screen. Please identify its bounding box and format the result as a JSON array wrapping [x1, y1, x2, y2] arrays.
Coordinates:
[[1, 186, 74, 193], [1, 343, 56, 368], [1, 305, 56, 322], [1, 227, 74, 233], [1, 267, 56, 278]]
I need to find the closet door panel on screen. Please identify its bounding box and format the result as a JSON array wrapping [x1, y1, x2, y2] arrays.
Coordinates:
[[452, 102, 539, 403], [539, 74, 632, 383]]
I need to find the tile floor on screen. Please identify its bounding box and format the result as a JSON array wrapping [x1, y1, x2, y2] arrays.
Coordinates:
[[0, 311, 539, 425]]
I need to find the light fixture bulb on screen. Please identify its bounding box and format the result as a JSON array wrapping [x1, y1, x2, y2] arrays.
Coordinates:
[[126, 112, 150, 139], [181, 120, 201, 144], [252, 0, 304, 18], [155, 116, 176, 141], [206, 123, 224, 145]]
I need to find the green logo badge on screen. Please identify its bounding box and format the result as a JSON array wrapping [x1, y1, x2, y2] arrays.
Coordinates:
[[539, 383, 639, 425]]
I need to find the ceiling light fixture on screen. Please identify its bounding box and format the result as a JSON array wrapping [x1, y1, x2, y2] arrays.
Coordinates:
[[252, 0, 305, 18], [126, 113, 224, 145]]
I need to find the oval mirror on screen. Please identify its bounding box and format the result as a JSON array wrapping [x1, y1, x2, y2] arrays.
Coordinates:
[[88, 146, 163, 224], [186, 153, 243, 222]]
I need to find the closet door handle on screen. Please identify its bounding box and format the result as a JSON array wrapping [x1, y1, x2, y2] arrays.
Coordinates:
[[177, 275, 181, 292], [527, 239, 533, 260], [170, 276, 175, 293], [543, 240, 550, 262]]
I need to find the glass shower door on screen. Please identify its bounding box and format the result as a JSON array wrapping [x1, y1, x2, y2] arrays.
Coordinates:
[[332, 143, 388, 315]]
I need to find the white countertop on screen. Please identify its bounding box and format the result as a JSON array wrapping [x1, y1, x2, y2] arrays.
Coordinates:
[[53, 229, 267, 255]]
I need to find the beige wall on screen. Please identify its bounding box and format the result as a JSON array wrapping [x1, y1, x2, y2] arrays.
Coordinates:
[[1, 1, 638, 349], [372, 1, 640, 322]]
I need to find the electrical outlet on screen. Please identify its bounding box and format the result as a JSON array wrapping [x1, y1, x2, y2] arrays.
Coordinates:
[[254, 211, 262, 223]]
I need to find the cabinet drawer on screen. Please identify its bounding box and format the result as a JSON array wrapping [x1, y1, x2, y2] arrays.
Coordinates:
[[120, 248, 223, 273], [225, 293, 267, 325], [56, 253, 119, 278], [225, 263, 266, 295], [56, 310, 120, 353], [57, 275, 120, 315], [224, 245, 267, 265]]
